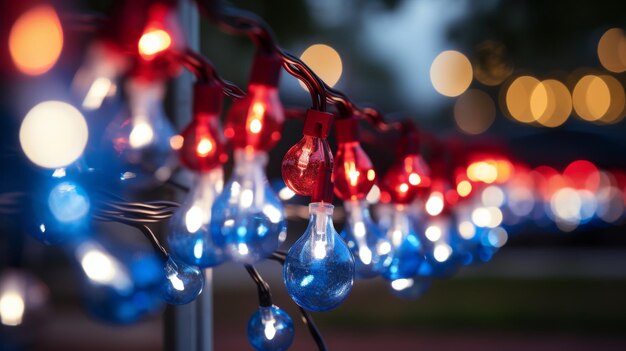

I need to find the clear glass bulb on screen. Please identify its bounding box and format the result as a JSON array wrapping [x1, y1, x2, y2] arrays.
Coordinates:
[[212, 150, 287, 263], [104, 78, 176, 186], [341, 200, 392, 279], [160, 257, 204, 305], [247, 305, 295, 351], [167, 168, 226, 268], [283, 203, 355, 312], [382, 204, 426, 281]]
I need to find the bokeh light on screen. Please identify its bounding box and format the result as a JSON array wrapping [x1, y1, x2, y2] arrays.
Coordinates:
[[530, 79, 572, 127], [9, 5, 63, 75], [504, 76, 541, 123], [19, 101, 89, 169], [573, 75, 610, 121], [299, 44, 343, 89], [48, 181, 90, 223], [597, 75, 626, 124], [454, 89, 496, 135], [430, 50, 473, 97], [597, 28, 626, 73]]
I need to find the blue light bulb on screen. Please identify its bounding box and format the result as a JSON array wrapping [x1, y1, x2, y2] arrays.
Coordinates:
[[284, 203, 354, 312], [167, 169, 226, 268], [382, 204, 426, 281], [389, 278, 431, 300], [30, 178, 91, 245], [74, 239, 164, 324], [418, 215, 461, 278], [212, 150, 286, 263], [341, 200, 392, 279], [103, 78, 176, 187], [247, 305, 295, 351], [160, 257, 204, 305]]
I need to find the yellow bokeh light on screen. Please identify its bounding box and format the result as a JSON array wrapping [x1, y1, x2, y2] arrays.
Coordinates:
[[598, 75, 626, 124], [597, 28, 626, 73], [530, 79, 572, 127], [19, 101, 89, 169], [504, 76, 541, 123], [573, 75, 610, 121], [454, 89, 496, 134], [430, 50, 473, 97], [9, 5, 63, 76], [457, 180, 472, 197], [299, 44, 343, 89]]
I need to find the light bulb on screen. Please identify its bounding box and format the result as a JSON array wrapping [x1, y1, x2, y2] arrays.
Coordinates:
[[104, 77, 176, 186], [333, 118, 376, 201], [74, 239, 164, 324], [381, 153, 431, 205], [225, 53, 284, 152], [283, 203, 354, 312], [418, 214, 461, 278], [167, 168, 226, 268], [281, 110, 334, 196], [382, 204, 426, 281], [212, 150, 287, 263], [29, 173, 91, 246], [72, 42, 128, 110], [178, 82, 228, 172], [341, 200, 392, 279], [247, 305, 295, 351], [160, 257, 204, 305], [389, 278, 431, 300]]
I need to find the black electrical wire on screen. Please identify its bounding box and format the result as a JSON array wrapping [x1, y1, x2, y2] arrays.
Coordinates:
[[244, 264, 273, 307], [268, 250, 327, 351]]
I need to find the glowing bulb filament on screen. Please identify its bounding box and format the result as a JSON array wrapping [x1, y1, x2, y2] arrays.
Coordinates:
[[185, 205, 204, 233], [138, 28, 172, 58], [313, 240, 327, 259], [263, 318, 277, 340], [168, 273, 185, 291], [196, 138, 214, 157], [345, 162, 360, 186], [129, 120, 154, 148], [248, 102, 265, 134]]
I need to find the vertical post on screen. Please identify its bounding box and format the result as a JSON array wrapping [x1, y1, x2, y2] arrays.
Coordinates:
[[165, 1, 213, 351]]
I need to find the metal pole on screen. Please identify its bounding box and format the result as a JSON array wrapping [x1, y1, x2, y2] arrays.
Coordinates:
[[165, 1, 213, 351]]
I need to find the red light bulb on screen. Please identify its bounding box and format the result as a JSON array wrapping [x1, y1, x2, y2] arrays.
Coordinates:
[[381, 154, 430, 204], [225, 53, 284, 152], [179, 82, 228, 172], [380, 132, 430, 204], [333, 118, 376, 201], [282, 110, 334, 196]]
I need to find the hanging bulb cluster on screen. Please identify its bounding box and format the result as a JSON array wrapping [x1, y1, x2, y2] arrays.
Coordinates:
[[333, 117, 392, 279], [283, 110, 355, 312], [167, 81, 227, 270], [212, 52, 287, 264], [379, 131, 430, 283]]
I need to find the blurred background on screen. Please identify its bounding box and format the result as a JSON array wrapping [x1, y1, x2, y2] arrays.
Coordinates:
[[2, 0, 626, 350]]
